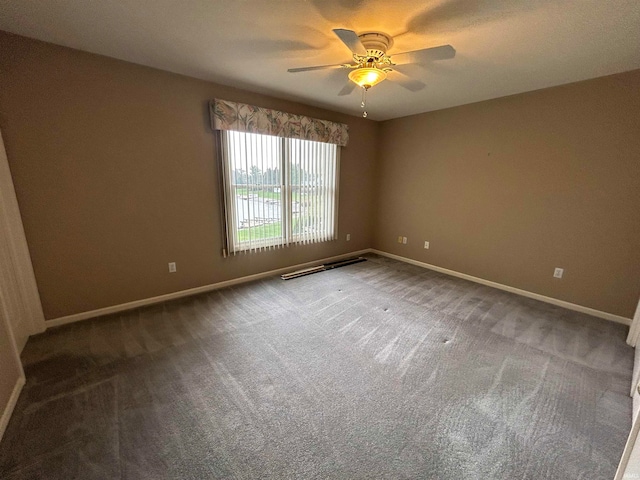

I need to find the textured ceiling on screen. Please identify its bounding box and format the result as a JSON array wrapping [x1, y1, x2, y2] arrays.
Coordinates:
[[0, 0, 639, 120]]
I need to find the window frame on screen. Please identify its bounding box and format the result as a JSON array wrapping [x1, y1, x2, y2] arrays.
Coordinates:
[[219, 130, 339, 255]]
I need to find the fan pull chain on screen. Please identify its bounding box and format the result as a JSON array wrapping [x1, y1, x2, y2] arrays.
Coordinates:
[[361, 86, 368, 118]]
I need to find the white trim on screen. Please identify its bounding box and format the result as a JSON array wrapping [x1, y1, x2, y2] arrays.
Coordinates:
[[370, 249, 632, 326], [46, 247, 632, 329], [46, 249, 372, 328], [0, 129, 46, 348], [0, 284, 26, 443], [615, 407, 640, 480], [0, 375, 25, 442], [626, 298, 640, 346]]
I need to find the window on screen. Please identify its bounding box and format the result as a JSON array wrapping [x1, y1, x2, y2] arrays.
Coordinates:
[[220, 130, 339, 254]]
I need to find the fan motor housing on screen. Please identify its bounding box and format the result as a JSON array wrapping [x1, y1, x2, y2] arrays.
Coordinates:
[[358, 31, 394, 56]]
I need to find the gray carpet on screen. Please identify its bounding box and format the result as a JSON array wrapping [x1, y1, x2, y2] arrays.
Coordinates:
[[0, 254, 633, 479]]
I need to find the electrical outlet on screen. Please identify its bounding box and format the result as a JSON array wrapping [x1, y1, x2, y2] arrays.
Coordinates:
[[168, 262, 176, 273], [397, 236, 403, 243], [402, 237, 408, 244], [346, 233, 351, 241], [424, 241, 429, 249], [553, 267, 563, 279]]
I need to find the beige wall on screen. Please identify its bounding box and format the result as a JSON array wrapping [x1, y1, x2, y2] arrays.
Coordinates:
[[375, 70, 640, 318], [1, 30, 638, 322], [0, 32, 379, 320]]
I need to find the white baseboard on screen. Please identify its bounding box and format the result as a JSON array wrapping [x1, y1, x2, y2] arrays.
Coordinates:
[[370, 249, 632, 326], [46, 249, 372, 328], [626, 301, 640, 346], [0, 374, 25, 442], [46, 247, 631, 329]]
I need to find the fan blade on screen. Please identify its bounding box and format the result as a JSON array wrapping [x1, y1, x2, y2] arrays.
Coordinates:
[[390, 69, 426, 92], [288, 63, 349, 73], [338, 82, 357, 96], [391, 45, 455, 65], [332, 28, 367, 55]]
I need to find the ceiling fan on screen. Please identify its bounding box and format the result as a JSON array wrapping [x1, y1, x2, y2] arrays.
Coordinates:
[[288, 29, 455, 116]]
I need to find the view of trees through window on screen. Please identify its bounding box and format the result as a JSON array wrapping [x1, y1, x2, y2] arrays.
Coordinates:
[[232, 165, 309, 241], [222, 131, 338, 252]]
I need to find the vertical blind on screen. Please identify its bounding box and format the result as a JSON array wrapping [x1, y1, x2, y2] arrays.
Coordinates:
[[220, 130, 339, 255]]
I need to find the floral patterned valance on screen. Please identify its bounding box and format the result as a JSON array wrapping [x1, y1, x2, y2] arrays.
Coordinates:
[[210, 99, 349, 147]]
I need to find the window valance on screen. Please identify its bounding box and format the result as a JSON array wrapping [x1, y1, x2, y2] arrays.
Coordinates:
[[210, 99, 349, 147]]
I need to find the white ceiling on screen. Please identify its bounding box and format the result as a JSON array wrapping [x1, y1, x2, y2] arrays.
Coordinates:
[[1, 0, 639, 121]]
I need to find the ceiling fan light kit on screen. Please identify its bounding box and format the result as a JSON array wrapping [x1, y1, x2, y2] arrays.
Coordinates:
[[348, 67, 387, 89], [287, 28, 456, 118]]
